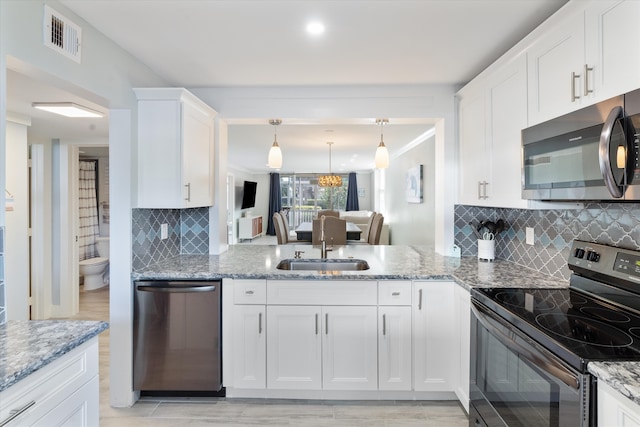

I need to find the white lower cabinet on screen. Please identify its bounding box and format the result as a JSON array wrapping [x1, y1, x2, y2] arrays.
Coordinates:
[[378, 306, 412, 391], [229, 279, 464, 402], [322, 306, 378, 390], [598, 381, 640, 427], [0, 338, 100, 427], [413, 281, 456, 392], [454, 284, 470, 412], [266, 305, 321, 390], [266, 305, 377, 391]]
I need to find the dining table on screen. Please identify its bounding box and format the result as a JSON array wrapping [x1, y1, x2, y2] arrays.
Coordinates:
[[294, 221, 362, 242]]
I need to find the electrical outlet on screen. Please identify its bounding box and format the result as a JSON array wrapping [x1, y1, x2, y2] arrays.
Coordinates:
[[526, 227, 535, 245], [161, 223, 168, 240]]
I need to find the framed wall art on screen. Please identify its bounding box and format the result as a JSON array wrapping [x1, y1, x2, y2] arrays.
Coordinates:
[[406, 165, 423, 203]]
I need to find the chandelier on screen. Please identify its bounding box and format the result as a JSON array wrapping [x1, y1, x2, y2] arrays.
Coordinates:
[[318, 141, 342, 187]]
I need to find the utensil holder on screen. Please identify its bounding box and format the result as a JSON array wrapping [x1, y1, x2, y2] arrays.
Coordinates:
[[478, 239, 495, 262]]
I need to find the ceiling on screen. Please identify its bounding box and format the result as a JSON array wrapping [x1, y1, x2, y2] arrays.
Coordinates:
[[7, 0, 569, 173]]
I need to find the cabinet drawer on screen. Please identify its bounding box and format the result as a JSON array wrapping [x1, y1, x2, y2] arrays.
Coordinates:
[[267, 280, 377, 305], [378, 281, 412, 305], [234, 280, 267, 304], [0, 339, 99, 426]]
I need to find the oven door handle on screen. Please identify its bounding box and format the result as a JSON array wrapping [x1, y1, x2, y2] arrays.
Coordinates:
[[471, 300, 580, 390]]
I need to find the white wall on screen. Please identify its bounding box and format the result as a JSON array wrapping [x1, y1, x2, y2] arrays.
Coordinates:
[[385, 136, 436, 246], [1, 0, 167, 407], [228, 167, 270, 237], [5, 117, 30, 320]]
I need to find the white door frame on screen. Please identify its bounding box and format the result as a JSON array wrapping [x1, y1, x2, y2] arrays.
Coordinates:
[[227, 173, 235, 244]]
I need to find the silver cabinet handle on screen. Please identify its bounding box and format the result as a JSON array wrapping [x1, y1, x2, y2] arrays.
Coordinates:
[[185, 182, 191, 202], [477, 181, 482, 200], [245, 290, 254, 295], [584, 64, 594, 96], [418, 289, 423, 311], [392, 292, 400, 296], [325, 313, 329, 335], [0, 400, 36, 427], [383, 314, 387, 336], [258, 312, 262, 334], [571, 71, 581, 102], [315, 313, 319, 335]]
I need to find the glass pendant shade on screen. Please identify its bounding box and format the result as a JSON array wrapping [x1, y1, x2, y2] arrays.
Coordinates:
[[375, 141, 389, 169], [267, 119, 283, 169], [268, 142, 282, 169], [375, 118, 390, 169]]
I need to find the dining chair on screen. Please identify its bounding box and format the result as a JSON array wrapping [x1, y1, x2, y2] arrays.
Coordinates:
[[312, 217, 347, 246], [317, 209, 339, 218], [368, 213, 384, 245], [273, 212, 288, 244], [279, 210, 297, 241], [363, 212, 377, 242]]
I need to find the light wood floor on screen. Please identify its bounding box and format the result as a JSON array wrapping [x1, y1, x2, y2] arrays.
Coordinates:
[[71, 286, 468, 426]]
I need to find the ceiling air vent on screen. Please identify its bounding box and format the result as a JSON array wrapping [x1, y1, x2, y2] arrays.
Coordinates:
[[44, 5, 82, 63]]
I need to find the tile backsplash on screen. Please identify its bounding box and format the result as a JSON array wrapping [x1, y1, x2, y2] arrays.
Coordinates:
[[132, 208, 209, 270], [454, 203, 640, 280]]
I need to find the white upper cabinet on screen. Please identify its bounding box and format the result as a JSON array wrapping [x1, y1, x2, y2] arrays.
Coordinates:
[[458, 55, 529, 208], [528, 0, 640, 126], [584, 0, 640, 102], [527, 11, 585, 125], [135, 88, 217, 208]]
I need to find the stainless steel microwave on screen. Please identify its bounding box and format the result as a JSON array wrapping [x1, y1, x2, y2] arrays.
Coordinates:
[[522, 90, 640, 200]]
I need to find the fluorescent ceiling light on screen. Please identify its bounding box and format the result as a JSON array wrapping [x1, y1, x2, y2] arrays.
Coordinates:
[[32, 102, 103, 118]]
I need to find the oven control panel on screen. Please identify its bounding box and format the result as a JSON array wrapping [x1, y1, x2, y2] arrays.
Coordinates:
[[569, 240, 640, 283]]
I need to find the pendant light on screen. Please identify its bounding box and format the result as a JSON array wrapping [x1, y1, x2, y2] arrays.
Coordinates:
[[375, 118, 390, 169], [318, 141, 342, 187], [268, 119, 283, 169]]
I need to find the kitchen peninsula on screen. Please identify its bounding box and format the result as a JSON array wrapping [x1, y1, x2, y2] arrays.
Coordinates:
[[133, 244, 569, 407]]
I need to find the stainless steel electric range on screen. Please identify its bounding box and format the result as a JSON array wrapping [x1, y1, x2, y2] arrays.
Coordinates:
[[470, 240, 640, 427]]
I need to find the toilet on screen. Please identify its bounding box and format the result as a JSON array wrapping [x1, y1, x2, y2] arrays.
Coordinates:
[[79, 237, 109, 291]]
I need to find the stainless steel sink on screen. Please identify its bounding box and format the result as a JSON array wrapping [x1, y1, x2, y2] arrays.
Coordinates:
[[276, 258, 370, 271]]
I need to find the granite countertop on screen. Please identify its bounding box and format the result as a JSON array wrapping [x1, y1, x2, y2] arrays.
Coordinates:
[[0, 320, 109, 393], [132, 244, 569, 290]]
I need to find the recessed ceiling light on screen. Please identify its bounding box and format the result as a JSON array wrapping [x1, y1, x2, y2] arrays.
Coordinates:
[[32, 102, 103, 118], [306, 21, 325, 36]]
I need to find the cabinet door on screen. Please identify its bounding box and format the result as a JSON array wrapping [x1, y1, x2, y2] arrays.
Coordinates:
[[487, 55, 529, 208], [378, 306, 412, 391], [31, 375, 99, 427], [458, 87, 489, 205], [413, 281, 455, 392], [585, 0, 640, 102], [182, 100, 214, 207], [232, 305, 266, 389], [598, 381, 640, 427], [527, 11, 586, 125], [322, 306, 378, 390], [454, 285, 470, 412], [266, 305, 322, 390]]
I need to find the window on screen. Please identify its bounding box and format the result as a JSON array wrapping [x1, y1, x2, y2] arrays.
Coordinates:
[[279, 174, 348, 227]]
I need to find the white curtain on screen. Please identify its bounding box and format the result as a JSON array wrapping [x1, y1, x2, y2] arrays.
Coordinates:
[[79, 160, 100, 261]]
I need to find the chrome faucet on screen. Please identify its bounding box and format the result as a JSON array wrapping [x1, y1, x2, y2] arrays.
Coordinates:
[[320, 215, 333, 259]]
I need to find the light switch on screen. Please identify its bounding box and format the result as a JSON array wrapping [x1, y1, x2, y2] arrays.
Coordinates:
[[161, 223, 168, 240], [526, 227, 534, 245]]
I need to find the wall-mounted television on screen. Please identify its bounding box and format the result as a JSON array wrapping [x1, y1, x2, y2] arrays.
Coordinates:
[[241, 180, 257, 209]]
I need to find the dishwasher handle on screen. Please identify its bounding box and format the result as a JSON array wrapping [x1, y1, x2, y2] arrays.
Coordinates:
[[136, 282, 217, 293]]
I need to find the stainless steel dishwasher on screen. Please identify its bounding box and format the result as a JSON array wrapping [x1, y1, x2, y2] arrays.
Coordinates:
[[133, 280, 222, 392]]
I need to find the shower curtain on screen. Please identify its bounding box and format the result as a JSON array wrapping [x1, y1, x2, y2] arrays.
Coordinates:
[[79, 160, 100, 261]]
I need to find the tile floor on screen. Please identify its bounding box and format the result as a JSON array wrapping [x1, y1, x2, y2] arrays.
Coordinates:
[[70, 286, 468, 426]]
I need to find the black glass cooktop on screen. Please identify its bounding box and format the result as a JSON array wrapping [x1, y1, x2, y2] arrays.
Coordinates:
[[472, 287, 640, 372]]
